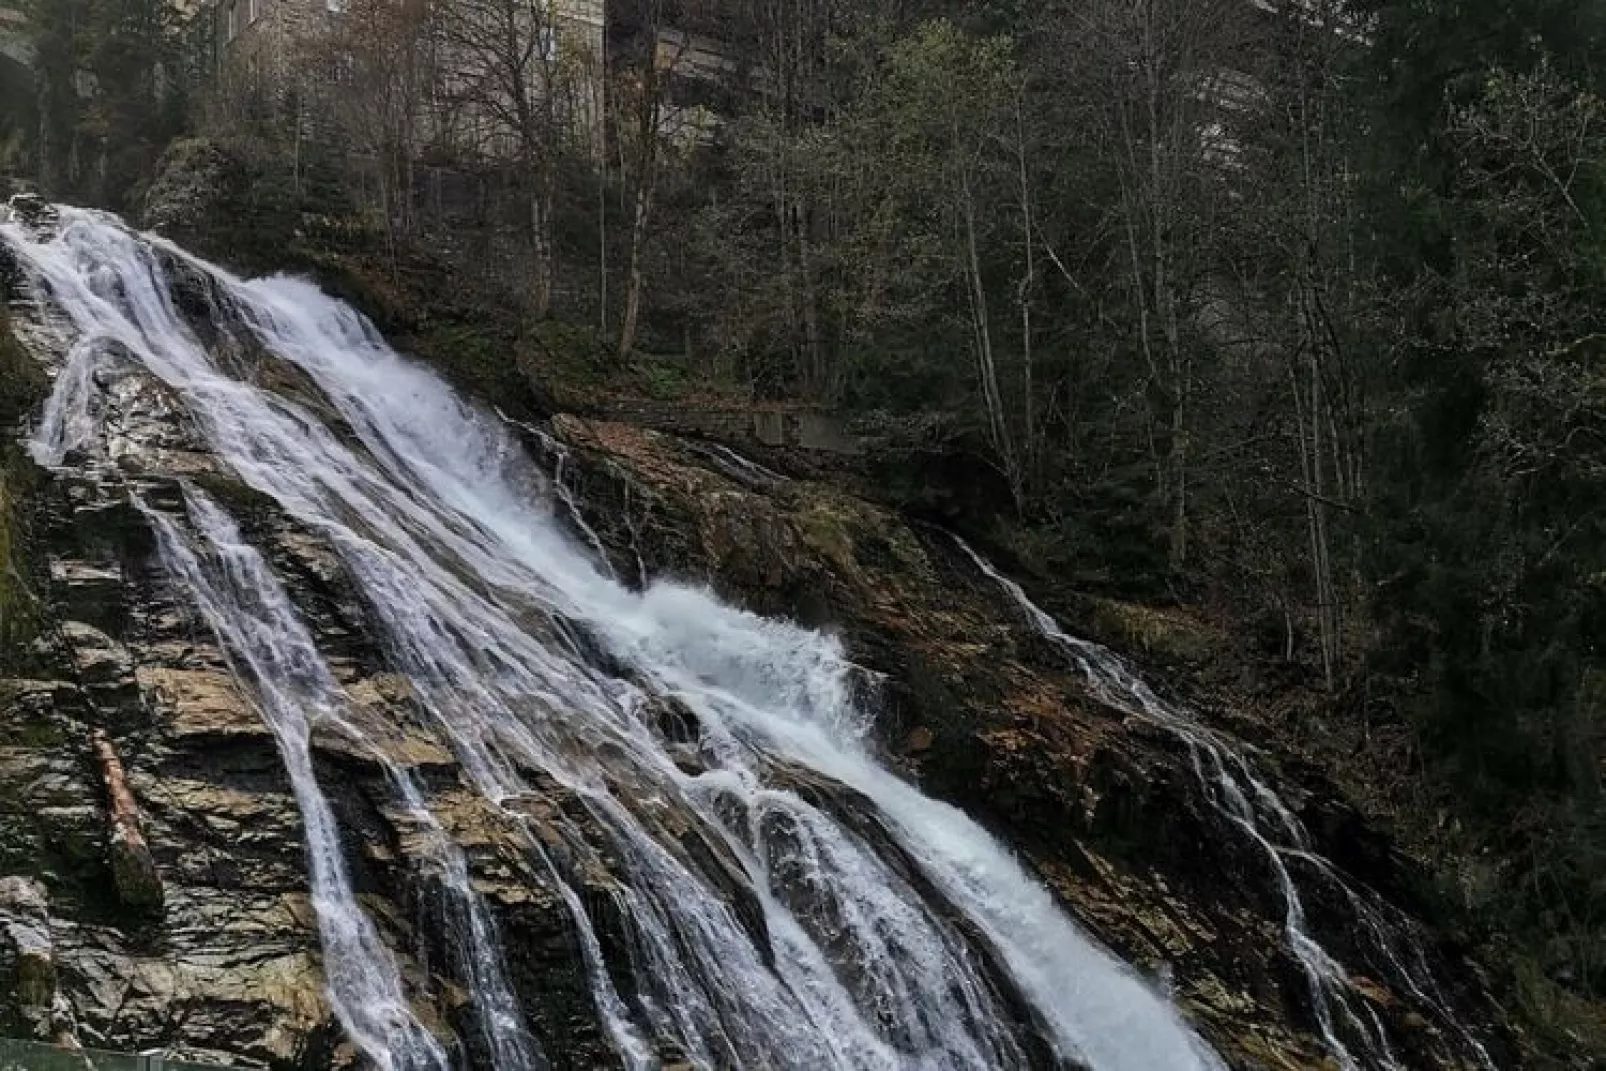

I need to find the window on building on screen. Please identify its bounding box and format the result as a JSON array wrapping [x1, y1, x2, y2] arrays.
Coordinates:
[[225, 1, 236, 42]]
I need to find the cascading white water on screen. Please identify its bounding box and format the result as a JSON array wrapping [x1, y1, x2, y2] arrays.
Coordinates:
[[386, 773, 549, 1071], [693, 441, 789, 489], [2, 205, 1227, 1070], [140, 491, 454, 1071], [498, 408, 619, 581], [953, 538, 1496, 1071]]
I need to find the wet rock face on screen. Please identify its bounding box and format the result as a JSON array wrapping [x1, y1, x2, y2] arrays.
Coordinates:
[[542, 416, 1510, 1071], [0, 355, 620, 1067], [0, 215, 1504, 1070], [0, 446, 336, 1066], [0, 875, 66, 1039]]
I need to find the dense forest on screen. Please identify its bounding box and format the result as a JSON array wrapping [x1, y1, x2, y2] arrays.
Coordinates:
[[4, 0, 1606, 1058]]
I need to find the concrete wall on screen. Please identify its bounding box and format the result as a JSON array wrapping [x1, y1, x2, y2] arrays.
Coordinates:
[[0, 6, 30, 71], [596, 400, 862, 456]]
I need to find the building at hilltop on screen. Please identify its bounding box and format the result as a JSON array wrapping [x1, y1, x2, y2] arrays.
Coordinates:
[[186, 0, 737, 155], [187, 0, 611, 162]]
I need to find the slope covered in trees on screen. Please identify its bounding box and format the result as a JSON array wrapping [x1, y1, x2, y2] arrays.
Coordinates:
[[8, 0, 1606, 1061]]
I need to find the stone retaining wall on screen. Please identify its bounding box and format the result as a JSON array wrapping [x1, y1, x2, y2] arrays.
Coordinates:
[[594, 400, 861, 455]]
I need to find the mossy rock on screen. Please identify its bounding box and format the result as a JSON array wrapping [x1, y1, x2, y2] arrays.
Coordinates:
[[190, 471, 283, 524], [1077, 595, 1225, 668], [794, 500, 860, 580], [0, 450, 45, 669], [516, 321, 614, 411], [409, 318, 529, 408], [143, 136, 308, 277], [0, 306, 48, 430]]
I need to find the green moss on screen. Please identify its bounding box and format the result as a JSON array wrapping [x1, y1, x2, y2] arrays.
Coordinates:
[[417, 320, 522, 398], [0, 453, 42, 668], [0, 306, 48, 430], [795, 501, 859, 578], [522, 323, 732, 410], [1510, 954, 1606, 1061], [521, 320, 613, 408], [300, 249, 410, 330], [6, 720, 66, 751], [0, 682, 64, 750], [0, 304, 50, 667], [1079, 596, 1223, 667], [144, 138, 299, 276], [0, 476, 17, 649], [190, 471, 281, 522], [635, 358, 692, 402], [0, 310, 49, 667]]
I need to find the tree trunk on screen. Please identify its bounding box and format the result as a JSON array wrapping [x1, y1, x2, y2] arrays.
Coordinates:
[[598, 94, 610, 335], [618, 159, 654, 356], [529, 164, 555, 318], [1291, 324, 1338, 693], [961, 165, 1018, 506], [618, 13, 672, 359], [794, 202, 826, 396], [1017, 92, 1037, 490]]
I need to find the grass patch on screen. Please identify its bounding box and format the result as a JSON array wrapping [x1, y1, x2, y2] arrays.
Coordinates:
[[1511, 954, 1606, 1061], [520, 320, 615, 409], [634, 357, 693, 402]]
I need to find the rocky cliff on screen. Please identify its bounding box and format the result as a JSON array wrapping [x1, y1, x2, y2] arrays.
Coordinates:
[[0, 239, 617, 1067], [0, 194, 1517, 1070]]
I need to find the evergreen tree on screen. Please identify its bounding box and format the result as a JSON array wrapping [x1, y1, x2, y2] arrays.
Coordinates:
[[24, 0, 184, 210]]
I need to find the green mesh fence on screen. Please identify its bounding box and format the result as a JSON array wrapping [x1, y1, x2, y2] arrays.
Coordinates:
[[0, 1039, 248, 1070]]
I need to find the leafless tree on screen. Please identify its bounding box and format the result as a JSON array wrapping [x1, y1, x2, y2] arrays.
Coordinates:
[[303, 0, 432, 252], [1059, 0, 1252, 566], [432, 0, 592, 316]]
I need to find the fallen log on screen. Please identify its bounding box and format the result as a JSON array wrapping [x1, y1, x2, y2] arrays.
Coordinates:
[[91, 730, 163, 913]]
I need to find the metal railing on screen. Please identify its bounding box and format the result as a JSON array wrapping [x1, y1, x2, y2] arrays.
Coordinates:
[[0, 1039, 249, 1070]]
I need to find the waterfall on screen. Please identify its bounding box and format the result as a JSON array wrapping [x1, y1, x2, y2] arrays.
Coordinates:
[[496, 407, 619, 581], [1, 205, 1227, 1070], [953, 538, 1496, 1071], [140, 490, 455, 1071]]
